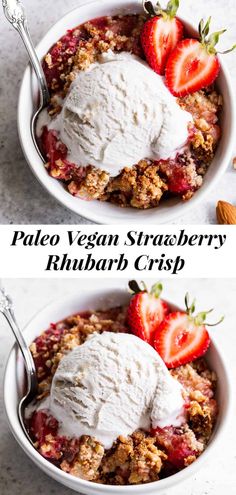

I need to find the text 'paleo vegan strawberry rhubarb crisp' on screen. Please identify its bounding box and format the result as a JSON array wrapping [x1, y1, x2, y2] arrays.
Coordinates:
[[37, 0, 235, 209], [25, 282, 223, 485]]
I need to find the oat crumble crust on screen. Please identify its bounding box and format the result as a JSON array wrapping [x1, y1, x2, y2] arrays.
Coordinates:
[[42, 14, 223, 209], [28, 306, 218, 485]]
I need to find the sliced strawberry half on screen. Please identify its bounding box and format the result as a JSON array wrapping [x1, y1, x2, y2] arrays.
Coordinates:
[[153, 294, 223, 368], [154, 311, 210, 368], [127, 281, 169, 344], [165, 17, 236, 96], [141, 0, 183, 75], [165, 38, 220, 96]]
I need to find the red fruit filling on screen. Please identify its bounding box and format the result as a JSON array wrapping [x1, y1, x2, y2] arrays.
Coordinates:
[[166, 163, 194, 194], [41, 125, 199, 198], [29, 410, 80, 462], [152, 426, 200, 469], [32, 323, 67, 381], [41, 127, 85, 184], [42, 29, 88, 92], [43, 16, 144, 93]]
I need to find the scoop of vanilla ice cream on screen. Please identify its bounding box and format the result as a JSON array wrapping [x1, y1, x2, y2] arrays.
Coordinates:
[[50, 332, 185, 448], [50, 51, 192, 176]]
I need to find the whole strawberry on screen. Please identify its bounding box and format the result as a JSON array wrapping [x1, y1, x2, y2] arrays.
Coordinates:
[[127, 280, 169, 344], [166, 17, 236, 96], [141, 0, 184, 75]]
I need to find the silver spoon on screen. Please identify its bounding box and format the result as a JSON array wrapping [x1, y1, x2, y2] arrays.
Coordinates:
[[2, 0, 50, 162], [0, 284, 38, 444]]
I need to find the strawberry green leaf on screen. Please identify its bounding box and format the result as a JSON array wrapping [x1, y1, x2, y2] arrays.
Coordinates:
[[194, 310, 212, 326], [198, 17, 235, 55], [155, 1, 162, 9], [206, 29, 227, 53], [185, 293, 196, 316], [185, 292, 190, 312], [199, 19, 205, 40], [199, 17, 212, 42], [203, 17, 211, 37], [190, 299, 196, 315], [141, 281, 148, 292], [192, 308, 224, 327], [205, 315, 225, 326], [219, 44, 236, 54], [143, 0, 180, 18], [208, 29, 227, 47], [184, 292, 190, 313], [184, 294, 223, 327], [150, 282, 163, 298], [166, 0, 180, 18]]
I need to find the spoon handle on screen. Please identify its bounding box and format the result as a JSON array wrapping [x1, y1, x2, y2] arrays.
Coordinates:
[[0, 284, 38, 396], [2, 0, 50, 106]]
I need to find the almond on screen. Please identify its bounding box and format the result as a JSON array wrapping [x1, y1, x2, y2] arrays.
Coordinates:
[[216, 200, 236, 225]]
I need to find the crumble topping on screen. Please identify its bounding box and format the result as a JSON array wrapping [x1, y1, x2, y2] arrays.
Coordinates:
[[69, 166, 110, 200], [61, 436, 105, 480], [179, 89, 222, 164], [103, 161, 168, 209]]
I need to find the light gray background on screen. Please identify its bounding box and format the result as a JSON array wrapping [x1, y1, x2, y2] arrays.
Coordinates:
[[0, 278, 236, 494], [0, 0, 236, 224]]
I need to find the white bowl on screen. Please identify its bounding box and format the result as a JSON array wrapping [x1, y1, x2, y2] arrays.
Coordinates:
[[17, 0, 235, 224], [4, 285, 232, 494]]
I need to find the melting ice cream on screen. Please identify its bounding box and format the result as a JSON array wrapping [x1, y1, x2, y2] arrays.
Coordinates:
[[50, 332, 185, 448]]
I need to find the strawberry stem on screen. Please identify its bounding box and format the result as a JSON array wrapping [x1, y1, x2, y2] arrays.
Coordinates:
[[143, 1, 157, 17], [128, 280, 146, 294], [198, 17, 236, 55], [184, 293, 224, 327], [143, 0, 180, 19], [128, 280, 163, 298]]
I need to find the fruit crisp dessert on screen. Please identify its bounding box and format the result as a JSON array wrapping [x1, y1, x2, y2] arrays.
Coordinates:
[[25, 282, 222, 485], [37, 0, 236, 209]]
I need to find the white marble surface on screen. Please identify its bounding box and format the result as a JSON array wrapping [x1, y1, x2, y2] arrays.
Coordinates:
[[0, 0, 236, 224], [0, 278, 236, 494]]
